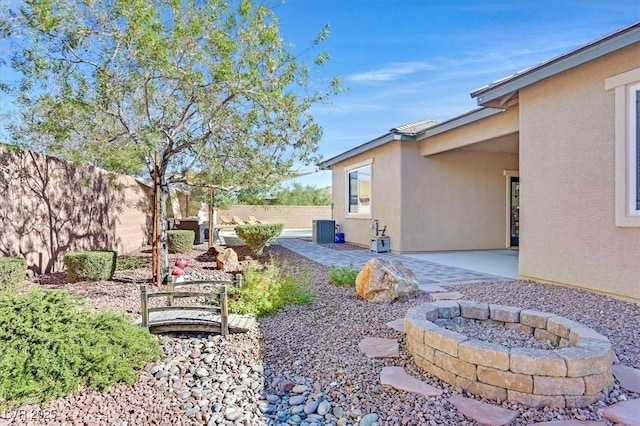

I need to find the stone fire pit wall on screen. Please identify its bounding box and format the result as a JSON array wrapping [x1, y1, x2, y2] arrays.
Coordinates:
[[405, 301, 615, 408]]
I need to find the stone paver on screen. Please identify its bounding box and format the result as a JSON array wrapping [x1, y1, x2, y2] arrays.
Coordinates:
[[612, 364, 640, 393], [386, 318, 405, 333], [602, 398, 640, 426], [358, 337, 399, 358], [448, 394, 519, 426], [275, 238, 508, 286], [380, 366, 442, 396], [530, 421, 607, 426]]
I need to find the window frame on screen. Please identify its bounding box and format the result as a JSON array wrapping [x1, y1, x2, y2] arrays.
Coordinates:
[[605, 68, 640, 227], [344, 159, 373, 218]]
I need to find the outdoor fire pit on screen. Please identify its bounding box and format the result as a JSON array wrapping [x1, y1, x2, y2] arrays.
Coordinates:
[[405, 301, 615, 408]]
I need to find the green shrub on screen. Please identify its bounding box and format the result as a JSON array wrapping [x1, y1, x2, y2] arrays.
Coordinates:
[[223, 259, 314, 316], [235, 223, 284, 256], [63, 250, 117, 283], [328, 263, 359, 286], [167, 230, 194, 253], [0, 288, 161, 410], [116, 255, 146, 270], [0, 257, 27, 293]]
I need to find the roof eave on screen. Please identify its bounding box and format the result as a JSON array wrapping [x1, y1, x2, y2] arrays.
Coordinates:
[[471, 21, 640, 105], [318, 132, 411, 170], [416, 107, 504, 138]]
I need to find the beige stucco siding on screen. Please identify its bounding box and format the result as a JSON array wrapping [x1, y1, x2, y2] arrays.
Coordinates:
[[331, 141, 403, 248], [399, 145, 518, 251], [420, 107, 520, 156], [518, 44, 640, 301], [330, 138, 518, 252]]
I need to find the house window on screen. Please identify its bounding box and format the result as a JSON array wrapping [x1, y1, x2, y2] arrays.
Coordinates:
[[346, 162, 371, 217], [606, 68, 640, 226]]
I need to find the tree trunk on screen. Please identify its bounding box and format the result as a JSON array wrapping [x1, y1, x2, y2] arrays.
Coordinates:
[[158, 179, 169, 283]]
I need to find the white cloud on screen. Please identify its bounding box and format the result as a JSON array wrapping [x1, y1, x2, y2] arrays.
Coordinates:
[[346, 61, 437, 82]]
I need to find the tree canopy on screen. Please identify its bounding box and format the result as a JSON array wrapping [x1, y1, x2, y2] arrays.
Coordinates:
[[1, 0, 340, 282]]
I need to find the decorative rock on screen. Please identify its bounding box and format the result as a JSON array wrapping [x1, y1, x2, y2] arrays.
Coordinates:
[[317, 400, 331, 416], [380, 366, 443, 396], [292, 384, 308, 393], [358, 337, 400, 358], [195, 368, 209, 378], [449, 395, 519, 425], [216, 247, 240, 272], [304, 400, 319, 414], [355, 258, 419, 302], [359, 413, 379, 426], [289, 394, 306, 405], [280, 379, 296, 391]]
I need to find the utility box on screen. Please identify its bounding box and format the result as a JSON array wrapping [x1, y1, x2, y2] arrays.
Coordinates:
[[312, 220, 335, 244], [177, 219, 209, 245], [370, 236, 390, 253]]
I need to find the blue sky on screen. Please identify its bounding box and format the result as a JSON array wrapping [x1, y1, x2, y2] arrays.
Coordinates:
[[1, 1, 638, 189], [272, 0, 640, 187]]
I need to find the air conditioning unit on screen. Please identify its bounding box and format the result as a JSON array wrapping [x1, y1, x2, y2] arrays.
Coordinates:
[[312, 220, 335, 244]]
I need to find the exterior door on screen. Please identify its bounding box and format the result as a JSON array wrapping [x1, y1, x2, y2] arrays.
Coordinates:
[[510, 177, 519, 247]]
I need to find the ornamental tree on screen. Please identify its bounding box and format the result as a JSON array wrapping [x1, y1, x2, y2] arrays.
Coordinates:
[[1, 0, 340, 283]]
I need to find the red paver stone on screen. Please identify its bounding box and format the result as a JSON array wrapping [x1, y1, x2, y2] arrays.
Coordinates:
[[530, 421, 607, 425], [380, 366, 443, 396], [612, 364, 640, 393], [358, 337, 399, 358], [386, 318, 405, 333], [602, 399, 640, 426], [449, 394, 519, 426]]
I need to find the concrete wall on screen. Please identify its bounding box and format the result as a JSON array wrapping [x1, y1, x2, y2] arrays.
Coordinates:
[[0, 146, 151, 274], [330, 138, 518, 252], [518, 43, 640, 302], [215, 205, 332, 229]]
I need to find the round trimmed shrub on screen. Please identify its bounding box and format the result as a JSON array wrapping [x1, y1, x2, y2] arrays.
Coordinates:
[[63, 250, 117, 283], [0, 257, 27, 293], [167, 230, 194, 253]]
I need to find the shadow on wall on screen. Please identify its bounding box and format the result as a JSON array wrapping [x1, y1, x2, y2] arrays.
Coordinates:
[[0, 146, 131, 274]]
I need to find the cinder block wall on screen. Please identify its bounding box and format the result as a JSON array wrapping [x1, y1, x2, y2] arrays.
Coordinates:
[[215, 205, 332, 229]]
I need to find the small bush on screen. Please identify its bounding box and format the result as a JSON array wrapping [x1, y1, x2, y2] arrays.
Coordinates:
[[116, 255, 146, 270], [328, 263, 359, 286], [167, 230, 194, 253], [223, 259, 314, 316], [0, 288, 161, 410], [0, 257, 27, 293], [63, 250, 117, 282], [235, 223, 284, 256]]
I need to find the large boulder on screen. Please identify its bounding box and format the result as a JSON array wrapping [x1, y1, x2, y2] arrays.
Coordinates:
[[216, 248, 240, 272], [355, 258, 419, 302]]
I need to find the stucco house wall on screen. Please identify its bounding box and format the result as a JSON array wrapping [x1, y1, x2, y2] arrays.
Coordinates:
[[330, 138, 518, 252], [331, 141, 403, 248], [518, 43, 640, 301], [399, 147, 518, 252]]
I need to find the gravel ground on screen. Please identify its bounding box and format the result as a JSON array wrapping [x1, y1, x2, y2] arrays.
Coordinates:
[[1, 242, 638, 425]]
